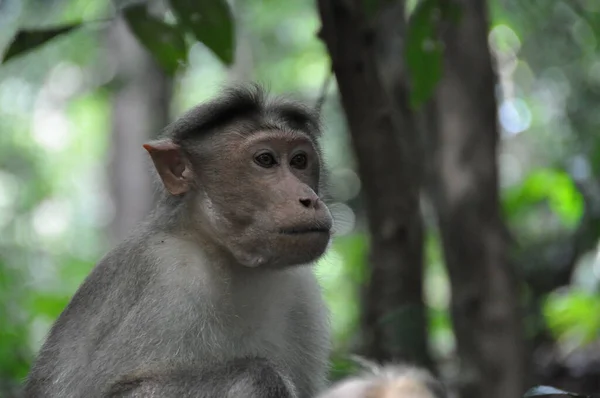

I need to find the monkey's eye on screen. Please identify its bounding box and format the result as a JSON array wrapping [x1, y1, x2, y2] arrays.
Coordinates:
[[254, 152, 277, 168], [290, 153, 308, 169]]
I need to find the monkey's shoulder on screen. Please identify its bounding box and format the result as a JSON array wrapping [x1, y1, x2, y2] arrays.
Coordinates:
[[24, 237, 159, 395]]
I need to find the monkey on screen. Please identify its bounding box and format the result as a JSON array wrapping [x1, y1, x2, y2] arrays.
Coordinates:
[[317, 362, 447, 398], [23, 84, 333, 398]]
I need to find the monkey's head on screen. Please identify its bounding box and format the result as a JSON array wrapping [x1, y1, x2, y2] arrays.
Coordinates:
[[144, 84, 333, 269]]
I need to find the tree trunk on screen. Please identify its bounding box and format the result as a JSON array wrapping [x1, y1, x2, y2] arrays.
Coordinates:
[[105, 16, 172, 245], [422, 1, 528, 397], [227, 1, 254, 83], [316, 0, 433, 370]]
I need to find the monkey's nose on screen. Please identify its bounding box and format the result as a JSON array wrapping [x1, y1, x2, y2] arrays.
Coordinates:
[[299, 198, 314, 208], [299, 195, 321, 209], [298, 187, 320, 209]]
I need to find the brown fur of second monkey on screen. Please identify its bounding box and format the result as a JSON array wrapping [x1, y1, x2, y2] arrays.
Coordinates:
[[24, 84, 333, 398]]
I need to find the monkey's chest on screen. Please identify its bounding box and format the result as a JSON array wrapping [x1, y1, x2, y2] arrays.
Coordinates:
[[216, 308, 324, 398], [220, 298, 293, 357], [180, 294, 323, 391], [171, 268, 329, 396], [219, 297, 328, 396]]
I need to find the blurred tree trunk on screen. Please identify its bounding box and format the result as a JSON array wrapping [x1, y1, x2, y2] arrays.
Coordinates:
[[420, 1, 528, 397], [106, 17, 172, 245], [317, 0, 433, 370], [227, 1, 254, 83]]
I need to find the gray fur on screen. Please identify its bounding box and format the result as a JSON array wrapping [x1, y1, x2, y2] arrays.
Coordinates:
[[24, 85, 332, 398]]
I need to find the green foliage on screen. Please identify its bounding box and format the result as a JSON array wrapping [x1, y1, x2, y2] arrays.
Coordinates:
[[1, 0, 236, 73], [1, 24, 82, 64], [243, 0, 330, 95], [168, 0, 235, 65], [428, 307, 454, 355], [328, 355, 363, 383], [333, 233, 370, 285], [544, 289, 600, 346], [317, 233, 368, 347], [423, 232, 454, 357], [0, 261, 31, 382], [503, 169, 584, 229], [31, 295, 71, 320], [123, 5, 187, 76], [405, 0, 461, 109]]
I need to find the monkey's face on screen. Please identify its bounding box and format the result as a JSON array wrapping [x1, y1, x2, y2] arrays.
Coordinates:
[[193, 130, 333, 269]]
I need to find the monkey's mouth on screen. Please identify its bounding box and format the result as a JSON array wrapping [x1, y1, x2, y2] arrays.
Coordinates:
[[279, 226, 330, 235]]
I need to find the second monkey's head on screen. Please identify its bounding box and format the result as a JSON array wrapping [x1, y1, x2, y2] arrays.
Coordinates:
[[143, 84, 333, 269]]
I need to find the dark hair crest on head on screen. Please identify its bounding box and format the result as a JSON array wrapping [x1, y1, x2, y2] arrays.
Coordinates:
[[161, 83, 322, 144]]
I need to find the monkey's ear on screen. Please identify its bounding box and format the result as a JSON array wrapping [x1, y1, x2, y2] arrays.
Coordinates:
[[143, 139, 191, 196]]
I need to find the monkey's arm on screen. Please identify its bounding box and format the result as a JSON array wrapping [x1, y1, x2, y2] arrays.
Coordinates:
[[105, 357, 297, 398]]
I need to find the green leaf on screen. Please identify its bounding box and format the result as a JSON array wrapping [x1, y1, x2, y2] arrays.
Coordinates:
[[502, 169, 584, 228], [168, 0, 235, 65], [429, 307, 451, 333], [1, 24, 81, 64], [524, 385, 588, 397], [405, 0, 462, 109], [124, 4, 188, 76], [543, 289, 600, 346]]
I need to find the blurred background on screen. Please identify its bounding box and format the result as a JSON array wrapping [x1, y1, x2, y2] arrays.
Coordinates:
[[0, 0, 599, 397]]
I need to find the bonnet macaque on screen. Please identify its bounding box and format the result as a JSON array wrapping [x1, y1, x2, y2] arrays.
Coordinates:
[[24, 85, 333, 398]]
